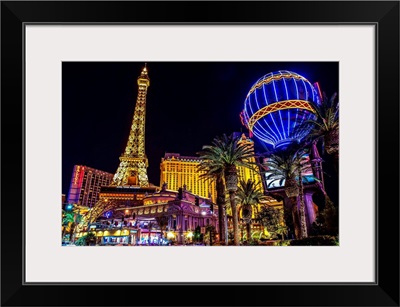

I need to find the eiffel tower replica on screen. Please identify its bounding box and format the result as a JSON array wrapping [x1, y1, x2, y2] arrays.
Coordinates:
[[112, 64, 150, 187], [79, 64, 158, 228]]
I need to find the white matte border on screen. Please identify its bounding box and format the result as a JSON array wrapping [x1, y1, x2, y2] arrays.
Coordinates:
[[25, 25, 375, 283]]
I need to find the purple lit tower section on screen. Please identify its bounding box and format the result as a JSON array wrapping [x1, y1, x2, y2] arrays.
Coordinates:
[[241, 71, 325, 238]]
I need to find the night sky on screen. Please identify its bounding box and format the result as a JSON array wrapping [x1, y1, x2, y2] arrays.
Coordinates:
[[62, 62, 339, 204]]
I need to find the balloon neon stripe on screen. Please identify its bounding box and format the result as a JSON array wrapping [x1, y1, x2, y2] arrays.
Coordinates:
[[247, 100, 316, 131]]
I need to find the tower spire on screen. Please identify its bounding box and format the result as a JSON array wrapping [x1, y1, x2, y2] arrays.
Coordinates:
[[112, 64, 150, 187]]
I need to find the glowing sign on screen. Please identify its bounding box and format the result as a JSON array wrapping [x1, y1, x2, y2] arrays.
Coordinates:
[[73, 167, 79, 185]]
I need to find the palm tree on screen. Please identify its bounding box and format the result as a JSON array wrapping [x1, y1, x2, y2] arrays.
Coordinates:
[[263, 148, 309, 239], [302, 92, 339, 172], [69, 213, 82, 243], [86, 232, 97, 246], [263, 150, 304, 198], [275, 224, 288, 241], [236, 179, 269, 242], [197, 161, 227, 245], [197, 133, 257, 246], [62, 210, 74, 241]]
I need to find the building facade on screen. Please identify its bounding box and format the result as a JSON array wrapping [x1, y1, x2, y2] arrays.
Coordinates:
[[67, 165, 114, 208], [234, 132, 264, 189], [75, 184, 217, 245], [160, 133, 265, 204], [160, 153, 216, 201]]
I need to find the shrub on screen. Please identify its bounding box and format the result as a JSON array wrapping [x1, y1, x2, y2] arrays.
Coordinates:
[[274, 240, 291, 246], [289, 235, 338, 246]]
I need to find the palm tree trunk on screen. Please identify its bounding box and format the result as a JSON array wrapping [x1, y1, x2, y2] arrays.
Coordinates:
[[333, 151, 339, 176], [326, 129, 339, 175], [291, 201, 301, 239], [216, 176, 226, 244], [217, 203, 224, 243], [298, 167, 308, 239], [225, 165, 239, 245], [223, 205, 228, 245], [246, 223, 251, 242], [69, 222, 76, 243], [62, 227, 67, 241], [229, 191, 240, 246]]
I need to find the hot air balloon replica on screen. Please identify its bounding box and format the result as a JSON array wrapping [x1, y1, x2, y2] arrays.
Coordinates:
[[241, 70, 326, 239], [241, 70, 321, 151]]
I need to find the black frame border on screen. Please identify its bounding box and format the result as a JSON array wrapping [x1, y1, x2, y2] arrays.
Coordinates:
[[1, 1, 399, 306]]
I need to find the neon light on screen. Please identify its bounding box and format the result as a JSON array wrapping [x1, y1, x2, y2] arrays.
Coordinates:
[[271, 79, 287, 139], [260, 84, 280, 142], [314, 82, 322, 100], [239, 111, 246, 127], [73, 166, 81, 185], [242, 71, 320, 150], [254, 121, 276, 144], [246, 71, 308, 97], [247, 100, 315, 131], [262, 82, 283, 141], [248, 95, 255, 118], [252, 127, 274, 146], [261, 118, 278, 143], [281, 72, 291, 137]]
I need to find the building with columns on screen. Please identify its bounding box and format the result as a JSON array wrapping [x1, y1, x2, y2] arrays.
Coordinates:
[[75, 183, 217, 245]]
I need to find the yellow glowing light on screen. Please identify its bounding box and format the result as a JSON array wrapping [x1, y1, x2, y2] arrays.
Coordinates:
[[247, 100, 315, 131], [167, 231, 175, 239], [186, 231, 193, 238], [125, 209, 129, 213]]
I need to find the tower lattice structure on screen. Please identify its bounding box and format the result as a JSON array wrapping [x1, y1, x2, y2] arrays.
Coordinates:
[[75, 65, 156, 231], [112, 65, 150, 187]]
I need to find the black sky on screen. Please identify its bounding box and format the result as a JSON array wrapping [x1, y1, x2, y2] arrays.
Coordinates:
[[62, 62, 339, 203]]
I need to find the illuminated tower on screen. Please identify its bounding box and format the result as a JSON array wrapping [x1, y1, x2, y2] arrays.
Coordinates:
[[112, 65, 150, 187]]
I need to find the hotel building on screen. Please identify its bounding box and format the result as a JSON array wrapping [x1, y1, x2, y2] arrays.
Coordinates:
[[160, 153, 216, 201], [67, 165, 114, 208], [160, 133, 266, 204]]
